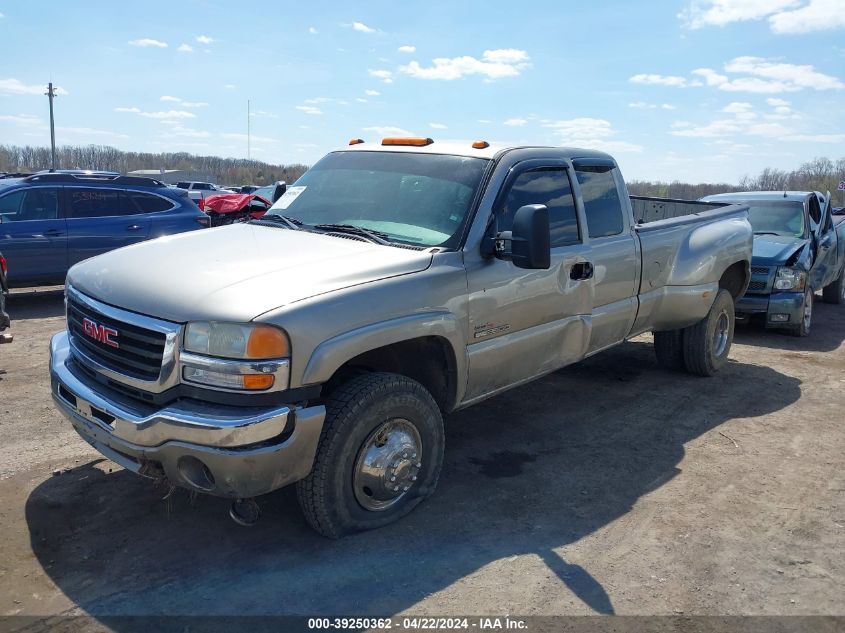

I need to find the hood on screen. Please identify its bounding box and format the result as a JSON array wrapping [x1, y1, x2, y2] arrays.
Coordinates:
[[751, 234, 809, 267], [68, 224, 433, 323]]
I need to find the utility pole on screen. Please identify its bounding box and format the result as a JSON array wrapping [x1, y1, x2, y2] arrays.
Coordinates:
[[247, 99, 251, 161], [45, 82, 58, 170]]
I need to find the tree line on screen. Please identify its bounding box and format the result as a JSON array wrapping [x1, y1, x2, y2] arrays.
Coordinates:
[[628, 155, 845, 201], [0, 144, 308, 185]]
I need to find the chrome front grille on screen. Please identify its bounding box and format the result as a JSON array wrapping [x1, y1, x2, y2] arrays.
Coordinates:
[[65, 286, 181, 392], [747, 280, 767, 292], [68, 296, 165, 380]]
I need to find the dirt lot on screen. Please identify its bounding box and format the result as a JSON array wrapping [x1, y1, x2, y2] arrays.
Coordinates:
[[0, 287, 842, 623]]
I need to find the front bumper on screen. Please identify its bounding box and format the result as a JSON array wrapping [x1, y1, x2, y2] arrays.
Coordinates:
[[50, 331, 325, 498], [737, 291, 805, 327]]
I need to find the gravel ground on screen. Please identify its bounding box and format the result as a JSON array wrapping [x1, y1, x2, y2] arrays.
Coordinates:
[[0, 286, 842, 624]]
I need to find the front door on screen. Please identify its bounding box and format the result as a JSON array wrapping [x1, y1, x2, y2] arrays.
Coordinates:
[[465, 161, 594, 403], [0, 186, 66, 285]]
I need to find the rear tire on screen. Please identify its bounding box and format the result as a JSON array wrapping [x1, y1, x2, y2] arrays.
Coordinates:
[[654, 330, 685, 371], [822, 265, 845, 304], [682, 289, 735, 377], [296, 372, 444, 538], [787, 288, 813, 337]]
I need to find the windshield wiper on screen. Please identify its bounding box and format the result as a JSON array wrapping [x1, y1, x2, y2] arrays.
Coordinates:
[[250, 214, 303, 230], [753, 231, 782, 236], [313, 223, 392, 246]]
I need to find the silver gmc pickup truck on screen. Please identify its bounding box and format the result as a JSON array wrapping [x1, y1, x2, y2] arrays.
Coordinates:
[[49, 139, 752, 537]]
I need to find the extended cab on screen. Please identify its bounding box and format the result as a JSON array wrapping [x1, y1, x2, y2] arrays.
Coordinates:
[[49, 140, 752, 537], [701, 191, 845, 336]]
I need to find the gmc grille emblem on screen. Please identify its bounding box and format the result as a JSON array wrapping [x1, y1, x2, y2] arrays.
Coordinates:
[[82, 317, 119, 348]]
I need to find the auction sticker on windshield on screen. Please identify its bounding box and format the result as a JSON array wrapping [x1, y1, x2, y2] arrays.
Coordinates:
[[271, 186, 306, 210]]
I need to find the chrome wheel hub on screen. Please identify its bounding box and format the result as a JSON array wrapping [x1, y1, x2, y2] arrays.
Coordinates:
[[353, 419, 422, 512], [713, 310, 730, 357]]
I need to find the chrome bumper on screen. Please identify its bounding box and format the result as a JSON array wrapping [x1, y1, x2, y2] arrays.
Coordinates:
[[50, 331, 325, 498]]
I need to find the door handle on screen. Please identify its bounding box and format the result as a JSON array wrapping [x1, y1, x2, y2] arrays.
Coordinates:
[[42, 228, 63, 237], [126, 224, 143, 231], [570, 261, 594, 281]]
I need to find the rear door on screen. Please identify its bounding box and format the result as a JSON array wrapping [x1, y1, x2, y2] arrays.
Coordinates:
[[465, 160, 594, 402], [65, 187, 152, 267], [572, 160, 639, 354], [0, 186, 66, 285]]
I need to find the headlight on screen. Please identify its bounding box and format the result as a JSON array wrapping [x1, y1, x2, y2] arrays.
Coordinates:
[[184, 322, 290, 359], [773, 267, 807, 291], [182, 322, 290, 392]]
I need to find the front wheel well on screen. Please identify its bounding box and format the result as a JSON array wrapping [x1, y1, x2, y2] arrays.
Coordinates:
[[719, 261, 749, 300], [321, 337, 458, 414]]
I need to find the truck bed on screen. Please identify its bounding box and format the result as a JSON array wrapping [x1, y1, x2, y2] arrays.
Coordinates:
[[631, 196, 729, 224]]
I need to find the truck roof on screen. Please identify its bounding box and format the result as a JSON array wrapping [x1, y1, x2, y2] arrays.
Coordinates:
[[702, 191, 819, 203], [338, 139, 615, 163]]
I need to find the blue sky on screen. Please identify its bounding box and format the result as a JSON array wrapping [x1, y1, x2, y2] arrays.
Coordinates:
[[1, 0, 843, 183]]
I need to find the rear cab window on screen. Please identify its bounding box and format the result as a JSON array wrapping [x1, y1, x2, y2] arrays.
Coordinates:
[[574, 166, 625, 238]]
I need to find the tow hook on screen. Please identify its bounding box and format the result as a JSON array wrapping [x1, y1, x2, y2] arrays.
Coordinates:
[[229, 498, 260, 526]]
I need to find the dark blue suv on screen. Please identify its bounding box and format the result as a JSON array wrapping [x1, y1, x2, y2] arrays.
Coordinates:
[[0, 172, 208, 287]]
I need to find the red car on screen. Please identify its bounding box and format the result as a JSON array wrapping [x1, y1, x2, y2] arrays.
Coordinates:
[[199, 193, 272, 226]]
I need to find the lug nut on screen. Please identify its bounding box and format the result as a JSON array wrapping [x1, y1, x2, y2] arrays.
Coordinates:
[[403, 486, 410, 491], [393, 486, 400, 491], [390, 476, 396, 481], [416, 462, 422, 468], [412, 452, 417, 458], [411, 476, 417, 481]]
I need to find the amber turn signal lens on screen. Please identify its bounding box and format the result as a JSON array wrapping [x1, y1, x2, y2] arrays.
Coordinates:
[[472, 140, 489, 149], [243, 374, 275, 390], [349, 138, 365, 145], [381, 137, 434, 147], [246, 325, 290, 359]]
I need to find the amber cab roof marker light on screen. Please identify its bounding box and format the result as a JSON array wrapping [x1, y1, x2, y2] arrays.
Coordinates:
[[349, 138, 365, 145], [381, 137, 434, 147], [472, 141, 490, 149]]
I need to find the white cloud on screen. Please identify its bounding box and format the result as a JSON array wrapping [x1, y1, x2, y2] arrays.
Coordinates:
[[296, 105, 323, 115], [0, 12, 4, 18], [115, 107, 195, 120], [629, 74, 689, 87], [177, 43, 194, 53], [782, 133, 845, 142], [309, 27, 318, 34], [429, 123, 448, 129], [224, 84, 236, 89], [400, 49, 531, 81], [680, 0, 845, 33], [725, 56, 844, 90], [692, 68, 728, 86], [129, 38, 168, 48], [59, 126, 129, 139], [0, 78, 68, 95], [159, 96, 208, 108], [365, 89, 380, 96], [356, 98, 368, 103], [163, 125, 211, 138], [250, 110, 279, 118], [196, 35, 214, 44], [503, 118, 527, 126], [398, 45, 416, 53], [721, 101, 757, 120], [539, 117, 644, 153], [477, 119, 492, 124], [363, 126, 414, 136], [0, 114, 42, 126], [628, 101, 676, 110], [679, 0, 799, 28], [352, 21, 376, 33], [368, 69, 393, 83], [766, 97, 790, 107]]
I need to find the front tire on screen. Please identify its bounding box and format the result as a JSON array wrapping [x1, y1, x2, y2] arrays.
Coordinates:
[[682, 289, 735, 377], [654, 330, 685, 371], [296, 372, 445, 538], [822, 265, 845, 305], [787, 288, 813, 337]]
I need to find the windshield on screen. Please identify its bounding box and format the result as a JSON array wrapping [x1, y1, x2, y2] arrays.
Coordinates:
[[745, 202, 806, 238], [265, 151, 488, 248]]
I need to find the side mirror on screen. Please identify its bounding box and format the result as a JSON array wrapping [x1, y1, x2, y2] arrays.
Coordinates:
[[272, 181, 287, 203], [496, 204, 551, 269]]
